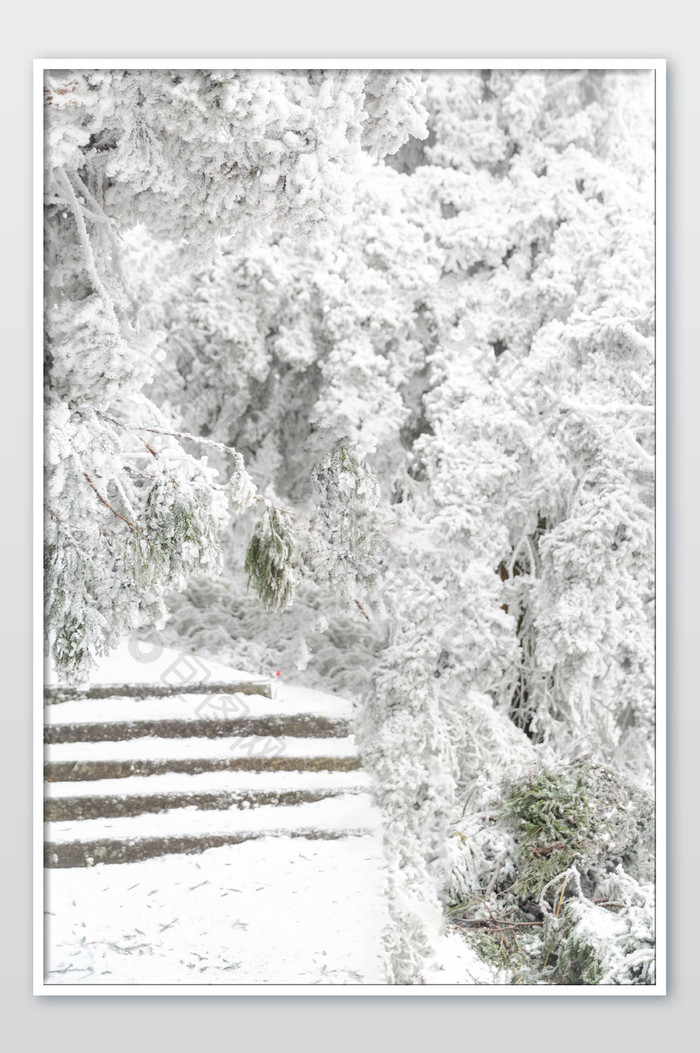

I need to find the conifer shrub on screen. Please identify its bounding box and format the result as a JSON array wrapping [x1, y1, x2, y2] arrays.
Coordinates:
[[244, 506, 297, 612], [501, 759, 654, 900], [447, 760, 655, 984]]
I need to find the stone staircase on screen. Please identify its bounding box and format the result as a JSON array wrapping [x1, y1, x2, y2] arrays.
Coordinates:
[[44, 677, 377, 869]]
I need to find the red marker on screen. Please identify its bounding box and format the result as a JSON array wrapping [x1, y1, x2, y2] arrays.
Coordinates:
[[276, 671, 281, 677]]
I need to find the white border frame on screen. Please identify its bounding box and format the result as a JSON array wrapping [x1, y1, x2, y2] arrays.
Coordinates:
[[33, 57, 666, 997]]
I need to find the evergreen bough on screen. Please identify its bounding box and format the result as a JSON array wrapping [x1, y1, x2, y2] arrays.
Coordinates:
[[448, 761, 655, 984], [244, 506, 296, 612]]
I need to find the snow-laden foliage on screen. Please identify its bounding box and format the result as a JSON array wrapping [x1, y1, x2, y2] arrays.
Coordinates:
[[359, 637, 455, 982], [46, 69, 428, 253], [45, 68, 656, 984], [44, 68, 424, 682], [303, 443, 381, 606], [245, 505, 297, 612], [546, 867, 656, 985], [445, 759, 654, 985]]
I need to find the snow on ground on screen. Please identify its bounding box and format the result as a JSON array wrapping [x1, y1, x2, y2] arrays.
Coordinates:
[[44, 836, 495, 987], [44, 636, 490, 986], [46, 638, 354, 718], [424, 931, 503, 986], [47, 638, 267, 689], [44, 834, 389, 985]]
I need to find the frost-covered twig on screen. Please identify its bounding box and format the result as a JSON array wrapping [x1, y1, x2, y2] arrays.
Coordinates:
[[69, 169, 141, 315], [99, 411, 293, 515], [559, 397, 653, 417], [599, 948, 655, 985], [83, 473, 139, 532], [485, 852, 507, 897], [56, 168, 117, 320], [111, 474, 138, 521]]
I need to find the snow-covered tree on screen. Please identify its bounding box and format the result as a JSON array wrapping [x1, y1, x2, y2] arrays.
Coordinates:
[[44, 68, 428, 682]]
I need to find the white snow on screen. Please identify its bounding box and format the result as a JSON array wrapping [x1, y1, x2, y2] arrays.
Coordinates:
[[424, 931, 504, 986], [46, 690, 351, 725], [47, 639, 353, 717], [46, 735, 357, 763], [46, 793, 380, 843], [44, 637, 509, 985], [47, 638, 268, 689], [45, 768, 371, 799], [44, 834, 389, 985]]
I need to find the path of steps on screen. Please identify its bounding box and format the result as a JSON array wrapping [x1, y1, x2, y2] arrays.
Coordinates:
[[44, 674, 379, 869]]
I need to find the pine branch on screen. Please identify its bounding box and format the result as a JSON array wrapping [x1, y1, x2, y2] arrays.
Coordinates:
[[97, 411, 292, 516], [83, 473, 139, 531], [138, 436, 159, 458], [454, 919, 543, 932]]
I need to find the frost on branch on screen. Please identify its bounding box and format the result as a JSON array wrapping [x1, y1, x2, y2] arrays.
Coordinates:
[[360, 72, 429, 158], [45, 69, 429, 256], [45, 69, 420, 682], [359, 632, 455, 984], [303, 442, 381, 607], [244, 506, 296, 612]]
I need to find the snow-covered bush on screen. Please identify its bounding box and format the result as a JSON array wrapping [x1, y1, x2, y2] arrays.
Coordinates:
[[446, 760, 654, 985]]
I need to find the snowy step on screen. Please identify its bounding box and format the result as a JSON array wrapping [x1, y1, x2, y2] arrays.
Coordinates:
[[45, 754, 363, 783], [46, 793, 379, 844], [44, 713, 351, 744], [44, 737, 359, 784], [44, 828, 375, 869], [45, 785, 367, 822], [45, 768, 371, 798], [45, 680, 273, 702], [45, 793, 380, 867], [45, 688, 353, 725], [46, 735, 357, 763]]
